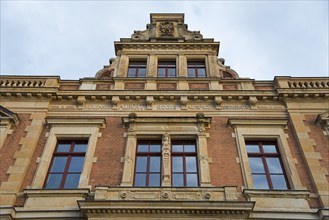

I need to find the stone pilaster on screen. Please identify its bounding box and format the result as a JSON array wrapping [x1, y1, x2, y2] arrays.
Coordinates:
[[290, 113, 329, 208], [0, 112, 46, 206], [161, 133, 171, 186], [120, 133, 137, 186]]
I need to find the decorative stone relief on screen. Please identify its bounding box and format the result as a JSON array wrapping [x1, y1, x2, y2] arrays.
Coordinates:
[[160, 20, 174, 36], [162, 133, 171, 186]]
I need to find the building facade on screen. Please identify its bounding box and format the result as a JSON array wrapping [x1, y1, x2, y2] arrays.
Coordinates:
[[0, 13, 328, 220]]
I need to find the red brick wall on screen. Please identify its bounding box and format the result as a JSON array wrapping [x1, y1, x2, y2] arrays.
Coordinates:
[[89, 117, 126, 188], [207, 117, 243, 190], [0, 114, 31, 184]]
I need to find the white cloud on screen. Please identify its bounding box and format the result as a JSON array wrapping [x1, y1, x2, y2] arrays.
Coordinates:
[[1, 1, 328, 80]]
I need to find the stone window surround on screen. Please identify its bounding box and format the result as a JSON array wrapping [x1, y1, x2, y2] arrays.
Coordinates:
[[228, 119, 304, 190], [123, 54, 208, 78], [30, 117, 105, 189], [121, 114, 212, 187]]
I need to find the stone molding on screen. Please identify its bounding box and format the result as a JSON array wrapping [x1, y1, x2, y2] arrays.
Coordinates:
[[94, 186, 238, 201], [79, 200, 254, 219]]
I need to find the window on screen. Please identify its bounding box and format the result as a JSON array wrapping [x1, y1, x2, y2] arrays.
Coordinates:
[[134, 141, 161, 187], [128, 61, 147, 77], [171, 141, 199, 187], [44, 140, 87, 189], [158, 61, 176, 77], [187, 61, 206, 78], [246, 141, 289, 190]]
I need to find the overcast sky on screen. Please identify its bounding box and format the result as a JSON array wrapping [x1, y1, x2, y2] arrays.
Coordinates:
[[1, 1, 328, 80]]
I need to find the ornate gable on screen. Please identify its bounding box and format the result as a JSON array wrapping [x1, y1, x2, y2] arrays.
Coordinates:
[[131, 13, 204, 42]]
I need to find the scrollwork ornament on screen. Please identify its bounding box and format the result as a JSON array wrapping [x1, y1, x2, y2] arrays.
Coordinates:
[[162, 192, 170, 199], [121, 192, 128, 199], [203, 192, 211, 199]]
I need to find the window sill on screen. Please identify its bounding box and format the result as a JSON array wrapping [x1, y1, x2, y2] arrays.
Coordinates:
[[23, 188, 90, 210], [243, 189, 311, 211]]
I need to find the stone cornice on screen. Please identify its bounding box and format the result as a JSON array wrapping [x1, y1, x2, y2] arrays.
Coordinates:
[[78, 200, 254, 217], [115, 42, 220, 55], [228, 118, 288, 127], [46, 116, 106, 128]]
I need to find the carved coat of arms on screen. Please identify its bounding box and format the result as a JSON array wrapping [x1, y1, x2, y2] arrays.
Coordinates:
[[160, 20, 174, 37]]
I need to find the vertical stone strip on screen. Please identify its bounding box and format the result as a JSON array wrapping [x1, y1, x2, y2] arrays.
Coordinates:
[[290, 113, 329, 207], [0, 112, 45, 206], [120, 133, 136, 186], [198, 133, 212, 186], [161, 133, 171, 186]]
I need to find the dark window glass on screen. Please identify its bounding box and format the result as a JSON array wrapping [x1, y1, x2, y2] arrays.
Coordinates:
[[44, 140, 88, 189], [128, 61, 147, 77], [158, 61, 176, 78], [171, 141, 199, 187], [134, 141, 161, 187], [187, 61, 206, 78], [246, 141, 289, 190]]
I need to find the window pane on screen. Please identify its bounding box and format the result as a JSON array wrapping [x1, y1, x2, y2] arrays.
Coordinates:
[[64, 174, 80, 188], [137, 144, 148, 152], [149, 144, 161, 152], [128, 68, 137, 77], [134, 174, 146, 187], [172, 157, 183, 172], [271, 175, 288, 190], [45, 174, 63, 189], [138, 68, 146, 77], [149, 156, 161, 172], [136, 157, 147, 172], [73, 143, 88, 152], [158, 68, 166, 77], [263, 144, 277, 153], [197, 68, 206, 77], [248, 157, 265, 173], [68, 157, 85, 172], [188, 68, 196, 77], [172, 174, 184, 187], [186, 174, 198, 187], [246, 144, 260, 153], [172, 144, 183, 152], [149, 174, 160, 186], [266, 158, 283, 174], [167, 68, 176, 77], [184, 144, 196, 152], [186, 156, 197, 172], [57, 143, 71, 152], [50, 157, 68, 172], [252, 174, 269, 189]]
